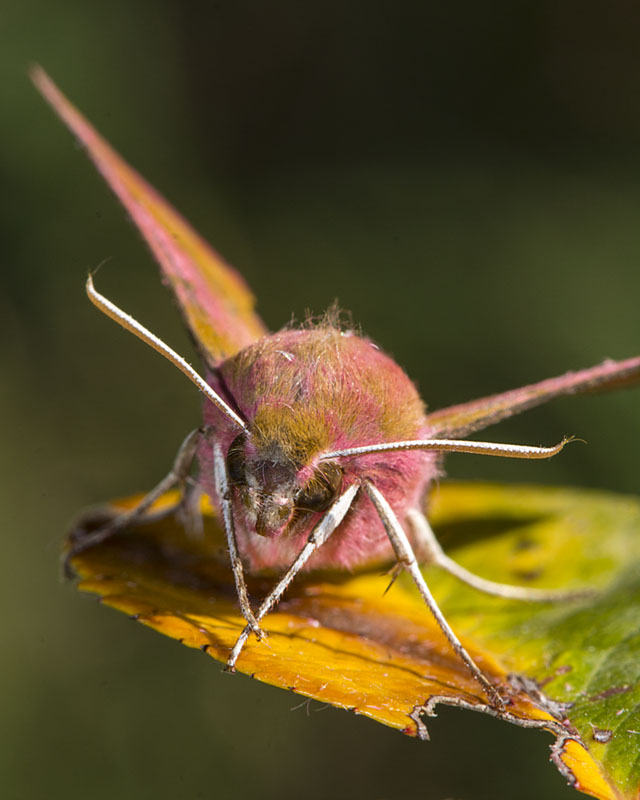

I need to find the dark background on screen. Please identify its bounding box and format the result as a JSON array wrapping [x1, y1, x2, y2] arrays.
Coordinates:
[[4, 2, 640, 798]]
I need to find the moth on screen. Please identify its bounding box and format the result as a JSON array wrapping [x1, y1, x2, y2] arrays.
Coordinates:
[[34, 68, 640, 710]]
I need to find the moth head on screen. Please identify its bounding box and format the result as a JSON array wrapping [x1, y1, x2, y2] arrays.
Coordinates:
[[225, 433, 343, 537]]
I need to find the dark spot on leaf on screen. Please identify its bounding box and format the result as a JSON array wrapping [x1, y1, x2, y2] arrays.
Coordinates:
[[591, 727, 613, 744], [588, 684, 631, 702], [129, 613, 141, 620], [512, 568, 544, 582], [200, 644, 210, 652], [538, 664, 573, 687], [512, 536, 538, 552]]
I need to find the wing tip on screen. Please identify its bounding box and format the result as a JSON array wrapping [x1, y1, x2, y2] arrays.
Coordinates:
[[30, 63, 57, 102]]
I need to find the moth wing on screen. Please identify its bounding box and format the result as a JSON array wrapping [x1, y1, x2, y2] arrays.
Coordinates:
[[426, 355, 640, 438], [32, 67, 267, 368]]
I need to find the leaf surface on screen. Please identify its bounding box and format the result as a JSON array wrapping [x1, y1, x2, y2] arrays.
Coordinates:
[[32, 67, 267, 366], [68, 482, 640, 799]]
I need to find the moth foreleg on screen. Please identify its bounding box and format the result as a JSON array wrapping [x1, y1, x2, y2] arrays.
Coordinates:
[[364, 481, 505, 711], [66, 427, 204, 569], [213, 442, 263, 640], [226, 483, 360, 671], [407, 509, 593, 602]]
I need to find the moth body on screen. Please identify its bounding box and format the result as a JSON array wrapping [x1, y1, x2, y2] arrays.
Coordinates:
[[200, 325, 436, 571], [35, 67, 640, 707]]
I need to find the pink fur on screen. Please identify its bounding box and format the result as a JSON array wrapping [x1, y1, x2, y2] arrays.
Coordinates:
[[197, 327, 438, 572]]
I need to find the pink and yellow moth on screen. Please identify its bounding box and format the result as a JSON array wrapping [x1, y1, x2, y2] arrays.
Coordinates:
[[33, 67, 640, 710]]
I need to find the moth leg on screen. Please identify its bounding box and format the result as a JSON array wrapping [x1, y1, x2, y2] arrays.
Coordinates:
[[66, 427, 204, 566], [364, 481, 505, 711], [226, 483, 361, 671], [212, 443, 263, 640], [407, 509, 593, 602]]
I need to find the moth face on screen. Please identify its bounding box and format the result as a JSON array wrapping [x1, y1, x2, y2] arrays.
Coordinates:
[[225, 434, 343, 537]]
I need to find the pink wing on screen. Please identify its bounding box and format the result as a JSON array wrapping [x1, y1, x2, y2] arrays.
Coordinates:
[[426, 355, 640, 438], [32, 67, 267, 367]]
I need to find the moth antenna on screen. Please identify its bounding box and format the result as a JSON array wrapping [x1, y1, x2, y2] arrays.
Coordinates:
[[86, 275, 248, 433], [321, 436, 574, 461]]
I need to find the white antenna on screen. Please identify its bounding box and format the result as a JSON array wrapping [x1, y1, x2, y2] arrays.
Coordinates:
[[321, 437, 571, 460], [86, 275, 248, 433]]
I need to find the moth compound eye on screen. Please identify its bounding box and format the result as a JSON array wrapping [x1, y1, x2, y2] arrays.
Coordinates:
[[296, 462, 343, 512], [226, 435, 247, 485]]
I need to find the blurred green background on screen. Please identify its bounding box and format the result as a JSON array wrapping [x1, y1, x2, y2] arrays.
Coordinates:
[[4, 2, 640, 798]]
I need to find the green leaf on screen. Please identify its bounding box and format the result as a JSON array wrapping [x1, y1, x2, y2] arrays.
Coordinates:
[[425, 483, 640, 799], [68, 482, 640, 800]]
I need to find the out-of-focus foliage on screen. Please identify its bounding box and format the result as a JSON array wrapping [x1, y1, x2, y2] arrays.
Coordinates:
[[70, 482, 640, 799]]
